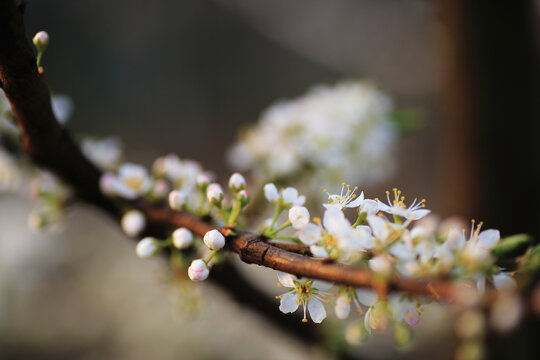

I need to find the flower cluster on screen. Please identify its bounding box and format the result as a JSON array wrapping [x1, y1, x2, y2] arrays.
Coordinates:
[[250, 182, 517, 345], [129, 171, 251, 282], [227, 80, 397, 200]]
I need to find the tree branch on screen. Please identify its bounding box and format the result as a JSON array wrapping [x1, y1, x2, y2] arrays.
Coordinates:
[[0, 0, 460, 304]]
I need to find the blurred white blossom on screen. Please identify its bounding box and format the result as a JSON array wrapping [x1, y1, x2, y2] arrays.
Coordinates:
[[228, 80, 396, 199]]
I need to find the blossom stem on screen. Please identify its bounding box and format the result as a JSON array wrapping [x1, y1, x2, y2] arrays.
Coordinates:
[[203, 250, 219, 265], [226, 196, 242, 226], [352, 212, 368, 227], [264, 206, 283, 235], [267, 220, 292, 236]]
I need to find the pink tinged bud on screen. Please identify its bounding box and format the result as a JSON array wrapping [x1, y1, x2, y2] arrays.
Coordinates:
[[238, 189, 250, 205], [152, 179, 169, 198], [206, 183, 224, 204], [121, 210, 146, 237], [228, 172, 246, 191], [33, 31, 49, 51], [188, 259, 209, 281], [100, 172, 118, 195], [172, 227, 193, 249], [168, 190, 187, 211], [203, 229, 225, 250], [196, 172, 213, 188], [135, 237, 160, 258]]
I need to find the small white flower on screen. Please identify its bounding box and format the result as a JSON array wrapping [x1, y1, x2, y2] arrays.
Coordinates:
[[377, 188, 430, 220], [203, 229, 225, 250], [81, 136, 122, 170], [110, 163, 152, 199], [168, 190, 187, 211], [33, 31, 49, 51], [228, 172, 246, 191], [99, 172, 117, 195], [121, 210, 146, 237], [276, 272, 332, 323], [188, 259, 209, 281], [298, 206, 373, 261], [172, 227, 193, 249], [264, 183, 280, 202], [206, 183, 224, 204], [323, 184, 378, 213], [152, 179, 169, 198], [288, 206, 310, 229], [238, 189, 250, 204], [196, 172, 213, 188], [264, 183, 305, 208], [390, 296, 423, 326], [135, 237, 160, 258]]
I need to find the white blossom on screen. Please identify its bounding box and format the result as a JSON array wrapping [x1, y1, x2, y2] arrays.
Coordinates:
[[188, 259, 209, 281], [228, 172, 246, 192], [121, 210, 146, 237], [81, 136, 122, 170], [172, 227, 193, 249], [276, 272, 332, 323], [288, 206, 310, 229], [32, 31, 49, 51], [203, 229, 225, 250], [377, 188, 430, 220], [227, 81, 396, 201], [135, 237, 160, 258], [169, 190, 187, 211], [297, 206, 373, 261], [264, 183, 305, 208], [206, 183, 224, 204]]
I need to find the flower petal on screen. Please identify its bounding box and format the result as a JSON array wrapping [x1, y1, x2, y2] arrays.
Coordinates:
[[356, 289, 378, 306], [308, 298, 327, 323], [279, 292, 299, 313], [312, 279, 333, 291], [264, 183, 279, 202], [298, 223, 322, 245], [310, 245, 329, 258], [335, 295, 351, 320], [478, 229, 500, 250], [277, 272, 296, 287]]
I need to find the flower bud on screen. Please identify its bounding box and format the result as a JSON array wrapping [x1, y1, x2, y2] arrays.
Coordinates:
[[289, 206, 310, 229], [135, 237, 160, 258], [152, 179, 169, 199], [228, 172, 246, 192], [168, 190, 187, 211], [33, 31, 49, 52], [206, 183, 224, 205], [203, 229, 225, 250], [121, 210, 146, 237], [188, 259, 209, 281], [172, 227, 193, 249], [99, 172, 118, 195], [238, 189, 250, 206], [196, 172, 213, 188]]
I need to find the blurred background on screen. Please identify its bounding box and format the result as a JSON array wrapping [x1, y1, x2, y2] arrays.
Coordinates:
[[1, 0, 539, 359]]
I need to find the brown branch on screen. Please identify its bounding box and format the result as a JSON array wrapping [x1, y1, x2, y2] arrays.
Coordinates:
[[142, 205, 458, 299], [0, 0, 459, 302]]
